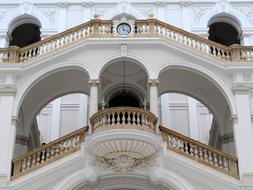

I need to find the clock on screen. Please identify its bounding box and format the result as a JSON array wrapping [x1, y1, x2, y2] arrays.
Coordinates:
[[116, 23, 131, 36]]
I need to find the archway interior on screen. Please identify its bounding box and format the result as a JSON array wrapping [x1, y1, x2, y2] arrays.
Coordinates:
[[100, 59, 147, 109], [208, 22, 240, 46], [10, 23, 41, 48], [158, 68, 235, 155], [15, 69, 90, 158]]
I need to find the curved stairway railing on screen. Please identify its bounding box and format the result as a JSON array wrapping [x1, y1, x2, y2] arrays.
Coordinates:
[[0, 19, 252, 64], [11, 127, 88, 180], [90, 107, 157, 134], [160, 126, 239, 178]]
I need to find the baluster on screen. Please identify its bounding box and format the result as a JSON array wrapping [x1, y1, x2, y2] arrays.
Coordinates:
[[21, 159, 26, 172], [208, 151, 213, 164], [184, 141, 189, 153], [224, 158, 229, 171], [41, 149, 46, 163], [122, 111, 126, 125], [189, 144, 194, 156], [46, 148, 50, 161], [203, 149, 208, 161], [213, 153, 218, 166], [199, 147, 203, 160], [27, 156, 31, 169], [36, 152, 41, 165], [132, 112, 136, 125], [218, 155, 223, 168], [32, 154, 36, 167], [127, 111, 131, 124], [137, 112, 141, 126], [194, 146, 199, 158], [116, 112, 120, 125], [111, 112, 115, 126]]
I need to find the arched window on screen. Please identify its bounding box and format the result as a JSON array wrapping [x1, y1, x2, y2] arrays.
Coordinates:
[[208, 14, 241, 46], [8, 15, 41, 48]]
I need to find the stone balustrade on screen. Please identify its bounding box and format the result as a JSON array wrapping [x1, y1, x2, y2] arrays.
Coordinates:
[[160, 126, 239, 178], [90, 107, 157, 134], [0, 19, 251, 63], [11, 127, 87, 179]]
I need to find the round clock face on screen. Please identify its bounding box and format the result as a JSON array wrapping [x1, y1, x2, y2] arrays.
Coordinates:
[[116, 23, 131, 36]]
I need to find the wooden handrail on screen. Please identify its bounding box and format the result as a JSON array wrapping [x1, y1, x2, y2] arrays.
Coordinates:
[[0, 18, 252, 63], [11, 127, 88, 179], [160, 126, 239, 178]]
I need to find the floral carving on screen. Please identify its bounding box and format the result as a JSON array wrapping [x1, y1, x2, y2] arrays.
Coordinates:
[[235, 7, 253, 24], [39, 8, 57, 25], [192, 7, 211, 24]]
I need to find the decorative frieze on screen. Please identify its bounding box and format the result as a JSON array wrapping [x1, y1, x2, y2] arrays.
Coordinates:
[[192, 6, 211, 24], [148, 79, 159, 86], [234, 6, 253, 25]]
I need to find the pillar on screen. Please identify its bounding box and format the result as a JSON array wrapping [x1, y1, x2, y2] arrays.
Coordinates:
[[0, 78, 16, 182], [57, 2, 68, 32], [180, 1, 191, 31], [148, 79, 160, 133], [232, 84, 253, 178], [88, 79, 99, 134]]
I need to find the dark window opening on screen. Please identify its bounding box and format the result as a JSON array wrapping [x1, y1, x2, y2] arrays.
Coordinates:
[[10, 23, 41, 48], [208, 22, 240, 46], [108, 94, 141, 108]]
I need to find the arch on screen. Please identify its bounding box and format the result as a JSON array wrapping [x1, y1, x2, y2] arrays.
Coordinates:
[[13, 63, 91, 136], [201, 9, 247, 29], [8, 14, 42, 36], [95, 53, 153, 79], [154, 61, 236, 115], [53, 170, 195, 190]]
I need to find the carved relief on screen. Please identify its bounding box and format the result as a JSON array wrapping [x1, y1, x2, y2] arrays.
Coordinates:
[[0, 10, 6, 23], [192, 6, 211, 24], [94, 6, 116, 19], [134, 6, 154, 18], [38, 8, 57, 25], [118, 1, 131, 13], [234, 6, 253, 24]]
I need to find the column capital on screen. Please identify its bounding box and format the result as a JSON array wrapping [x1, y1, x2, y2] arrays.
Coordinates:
[[155, 1, 167, 7], [11, 116, 19, 126], [180, 0, 192, 7], [81, 1, 93, 8], [0, 84, 16, 95], [231, 114, 238, 125], [232, 83, 251, 94], [89, 79, 100, 86], [148, 79, 159, 86]]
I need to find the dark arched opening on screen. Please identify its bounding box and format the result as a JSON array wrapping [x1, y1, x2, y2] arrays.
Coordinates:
[[9, 23, 41, 48], [208, 22, 240, 46], [108, 93, 141, 108]]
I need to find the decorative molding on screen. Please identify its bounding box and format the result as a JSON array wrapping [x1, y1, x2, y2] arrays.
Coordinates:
[[117, 1, 131, 13], [0, 9, 7, 23], [220, 133, 234, 144], [192, 6, 210, 24], [231, 114, 238, 124], [19, 2, 33, 14], [155, 1, 167, 8], [148, 79, 159, 86], [234, 6, 253, 25], [81, 2, 93, 8], [94, 6, 115, 19], [180, 1, 192, 7], [232, 83, 252, 94], [89, 79, 100, 86], [0, 84, 16, 95], [120, 44, 127, 57], [16, 135, 30, 146], [12, 116, 19, 126], [57, 2, 69, 8], [134, 6, 154, 18], [38, 8, 57, 25]]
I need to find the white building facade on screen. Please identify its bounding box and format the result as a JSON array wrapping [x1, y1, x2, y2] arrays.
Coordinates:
[[0, 0, 253, 189]]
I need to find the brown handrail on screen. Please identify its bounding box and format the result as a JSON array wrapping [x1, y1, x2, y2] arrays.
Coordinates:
[[160, 126, 239, 178], [11, 127, 88, 179], [0, 18, 252, 63]]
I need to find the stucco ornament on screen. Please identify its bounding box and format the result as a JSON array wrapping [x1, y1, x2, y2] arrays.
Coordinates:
[[192, 6, 211, 24], [92, 139, 158, 172], [234, 6, 253, 24], [38, 8, 57, 25]]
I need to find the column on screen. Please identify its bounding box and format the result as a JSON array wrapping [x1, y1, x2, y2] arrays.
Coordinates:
[[232, 84, 253, 178], [79, 94, 88, 128], [0, 89, 16, 182], [180, 1, 192, 31], [160, 94, 170, 128], [50, 98, 61, 141], [88, 79, 99, 133], [148, 79, 159, 133], [57, 2, 68, 32], [0, 33, 7, 48], [187, 97, 199, 140]]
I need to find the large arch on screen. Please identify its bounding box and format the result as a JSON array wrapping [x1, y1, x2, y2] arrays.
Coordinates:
[[53, 170, 195, 190], [99, 57, 148, 108], [14, 64, 91, 139], [156, 62, 235, 136]]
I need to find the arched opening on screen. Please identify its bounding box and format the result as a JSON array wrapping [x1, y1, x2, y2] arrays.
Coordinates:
[[158, 67, 235, 156], [208, 14, 241, 46], [108, 93, 141, 108], [100, 59, 148, 109], [8, 15, 41, 48], [14, 68, 90, 158]]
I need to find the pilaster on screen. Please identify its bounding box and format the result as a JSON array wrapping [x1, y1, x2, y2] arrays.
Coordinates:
[[180, 1, 192, 31], [57, 2, 68, 32]]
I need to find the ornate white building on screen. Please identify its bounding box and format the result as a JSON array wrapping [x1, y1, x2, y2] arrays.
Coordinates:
[[0, 0, 253, 189]]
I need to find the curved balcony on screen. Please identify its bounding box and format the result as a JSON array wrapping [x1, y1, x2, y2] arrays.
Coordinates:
[[88, 107, 160, 172]]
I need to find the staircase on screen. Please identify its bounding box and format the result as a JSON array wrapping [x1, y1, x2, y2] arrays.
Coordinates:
[[11, 118, 239, 180], [11, 127, 88, 180]]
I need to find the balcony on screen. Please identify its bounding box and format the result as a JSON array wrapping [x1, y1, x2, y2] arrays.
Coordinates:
[[88, 107, 160, 172]]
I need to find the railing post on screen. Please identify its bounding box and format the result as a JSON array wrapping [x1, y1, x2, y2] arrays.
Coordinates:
[[91, 19, 101, 37], [147, 19, 156, 37], [9, 46, 19, 63], [230, 44, 241, 61]]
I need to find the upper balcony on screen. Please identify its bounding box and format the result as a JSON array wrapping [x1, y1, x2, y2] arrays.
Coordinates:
[[0, 18, 252, 65]]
